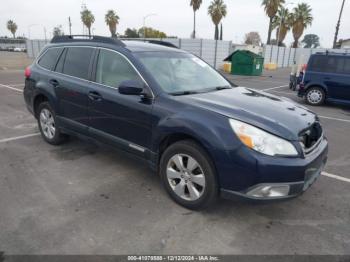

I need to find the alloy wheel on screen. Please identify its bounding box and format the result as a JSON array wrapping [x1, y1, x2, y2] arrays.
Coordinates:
[[40, 108, 56, 139], [307, 89, 323, 104], [166, 154, 206, 201]]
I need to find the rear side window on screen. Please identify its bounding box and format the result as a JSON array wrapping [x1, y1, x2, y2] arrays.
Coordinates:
[[63, 47, 94, 80], [309, 55, 345, 74], [38, 48, 63, 70], [343, 58, 350, 74], [95, 49, 142, 88]]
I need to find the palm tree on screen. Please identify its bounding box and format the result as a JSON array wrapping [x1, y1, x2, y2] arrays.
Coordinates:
[[80, 7, 95, 37], [272, 7, 292, 46], [262, 0, 285, 45], [105, 10, 120, 38], [7, 20, 18, 38], [291, 3, 313, 48], [208, 0, 227, 40], [190, 0, 202, 39]]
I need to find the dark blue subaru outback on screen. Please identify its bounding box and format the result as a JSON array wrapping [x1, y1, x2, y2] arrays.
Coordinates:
[[24, 36, 328, 209]]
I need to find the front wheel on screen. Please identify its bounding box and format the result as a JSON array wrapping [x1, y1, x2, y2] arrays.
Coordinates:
[[305, 87, 325, 106], [160, 140, 218, 210]]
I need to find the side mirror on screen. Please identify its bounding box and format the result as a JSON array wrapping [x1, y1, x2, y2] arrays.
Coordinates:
[[118, 80, 144, 95]]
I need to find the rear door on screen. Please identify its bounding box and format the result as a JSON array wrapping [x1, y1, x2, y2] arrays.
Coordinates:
[[87, 48, 153, 157], [53, 46, 96, 134], [337, 57, 350, 101], [310, 55, 350, 101]]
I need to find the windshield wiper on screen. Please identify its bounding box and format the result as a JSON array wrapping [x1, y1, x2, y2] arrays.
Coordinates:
[[170, 91, 199, 96]]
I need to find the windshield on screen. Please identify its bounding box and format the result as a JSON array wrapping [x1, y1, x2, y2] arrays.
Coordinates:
[[135, 51, 231, 94]]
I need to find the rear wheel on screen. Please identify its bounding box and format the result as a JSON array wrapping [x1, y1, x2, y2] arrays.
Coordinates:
[[305, 87, 325, 106], [160, 140, 218, 210], [37, 102, 68, 145]]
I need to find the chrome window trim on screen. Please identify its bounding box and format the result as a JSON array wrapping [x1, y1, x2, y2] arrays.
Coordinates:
[[36, 45, 155, 98], [36, 46, 97, 84]]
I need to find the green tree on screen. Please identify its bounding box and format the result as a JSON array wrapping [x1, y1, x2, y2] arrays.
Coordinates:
[[7, 20, 18, 38], [291, 3, 313, 48], [208, 0, 227, 40], [244, 32, 262, 46], [190, 0, 202, 39], [53, 25, 64, 37], [124, 28, 139, 38], [80, 7, 95, 37], [272, 7, 293, 46], [138, 27, 167, 38], [105, 10, 120, 38], [262, 0, 285, 45], [302, 34, 320, 48]]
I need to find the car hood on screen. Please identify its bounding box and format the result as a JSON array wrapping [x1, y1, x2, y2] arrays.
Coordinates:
[[181, 87, 318, 141]]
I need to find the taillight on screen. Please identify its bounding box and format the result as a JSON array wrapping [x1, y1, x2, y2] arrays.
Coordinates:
[[24, 67, 31, 78]]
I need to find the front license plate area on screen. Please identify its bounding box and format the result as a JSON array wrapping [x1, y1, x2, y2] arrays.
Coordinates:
[[303, 163, 325, 191]]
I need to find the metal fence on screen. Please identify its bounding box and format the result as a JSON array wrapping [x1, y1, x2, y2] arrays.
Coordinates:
[[0, 38, 26, 50], [26, 39, 50, 58], [26, 38, 232, 69], [263, 45, 350, 68]]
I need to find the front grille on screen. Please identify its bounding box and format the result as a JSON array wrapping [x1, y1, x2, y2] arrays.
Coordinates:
[[299, 122, 323, 154]]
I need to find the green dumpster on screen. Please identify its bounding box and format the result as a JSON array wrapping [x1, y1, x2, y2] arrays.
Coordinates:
[[224, 50, 264, 76]]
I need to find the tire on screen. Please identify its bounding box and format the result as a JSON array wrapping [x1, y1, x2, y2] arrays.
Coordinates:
[[37, 102, 68, 145], [159, 140, 218, 210], [305, 87, 325, 106]]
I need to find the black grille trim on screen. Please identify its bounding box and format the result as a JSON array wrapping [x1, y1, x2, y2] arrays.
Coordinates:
[[299, 122, 323, 154]]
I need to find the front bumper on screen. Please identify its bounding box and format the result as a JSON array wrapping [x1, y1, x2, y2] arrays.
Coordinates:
[[219, 137, 328, 201], [221, 161, 325, 201]]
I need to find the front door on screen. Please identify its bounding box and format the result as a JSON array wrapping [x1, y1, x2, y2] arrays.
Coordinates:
[[88, 48, 153, 157]]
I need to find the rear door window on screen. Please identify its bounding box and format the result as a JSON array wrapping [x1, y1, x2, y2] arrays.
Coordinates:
[[38, 48, 63, 70], [63, 47, 94, 80], [326, 57, 344, 74]]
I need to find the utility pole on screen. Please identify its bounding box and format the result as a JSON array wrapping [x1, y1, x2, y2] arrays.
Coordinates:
[[333, 0, 346, 48], [68, 17, 72, 36]]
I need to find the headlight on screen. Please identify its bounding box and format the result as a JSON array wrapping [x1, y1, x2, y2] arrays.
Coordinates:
[[229, 119, 298, 156]]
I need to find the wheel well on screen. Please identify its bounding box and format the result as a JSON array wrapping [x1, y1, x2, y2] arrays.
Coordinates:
[[33, 94, 48, 118], [158, 133, 213, 166], [305, 85, 327, 96], [157, 133, 219, 184]]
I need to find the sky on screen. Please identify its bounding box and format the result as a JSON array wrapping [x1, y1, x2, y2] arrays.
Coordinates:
[[1, 0, 349, 48]]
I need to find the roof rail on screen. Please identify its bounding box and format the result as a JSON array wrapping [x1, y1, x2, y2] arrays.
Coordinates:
[[121, 38, 178, 49], [51, 35, 126, 47], [315, 50, 350, 56]]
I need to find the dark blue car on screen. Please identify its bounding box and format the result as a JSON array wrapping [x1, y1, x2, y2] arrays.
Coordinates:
[[24, 36, 328, 209], [299, 52, 350, 106]]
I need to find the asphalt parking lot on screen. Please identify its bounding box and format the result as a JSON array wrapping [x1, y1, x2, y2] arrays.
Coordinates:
[[0, 68, 349, 255]]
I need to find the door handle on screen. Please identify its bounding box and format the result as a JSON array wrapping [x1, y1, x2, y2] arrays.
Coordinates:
[[88, 91, 102, 101], [49, 79, 59, 87]]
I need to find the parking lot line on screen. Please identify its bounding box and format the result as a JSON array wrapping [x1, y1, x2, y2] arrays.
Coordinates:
[[269, 90, 294, 95], [8, 83, 24, 87], [322, 172, 350, 183], [0, 133, 40, 143], [318, 115, 350, 123], [0, 83, 23, 93], [262, 85, 289, 91]]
